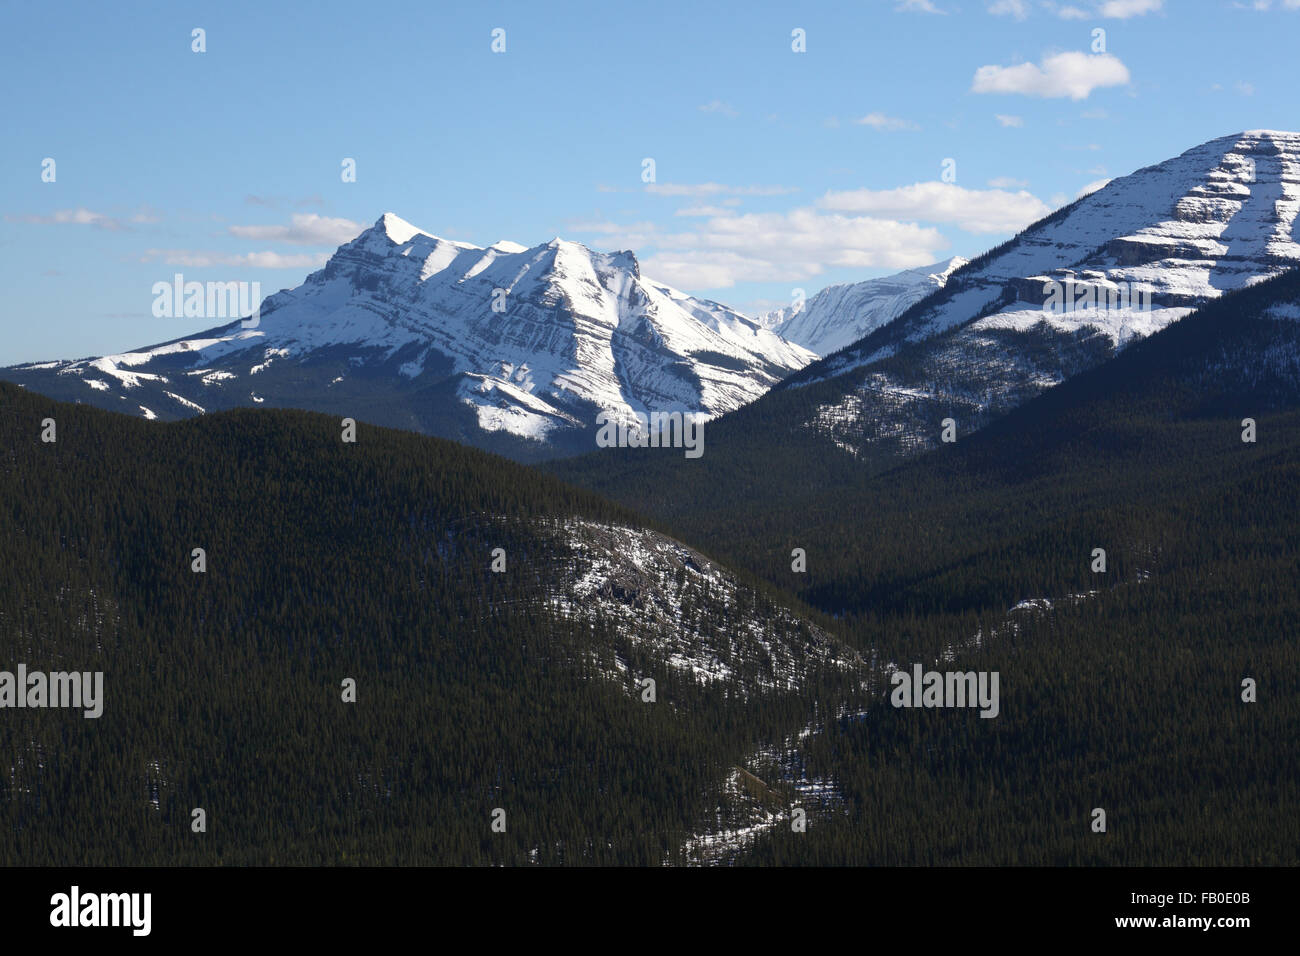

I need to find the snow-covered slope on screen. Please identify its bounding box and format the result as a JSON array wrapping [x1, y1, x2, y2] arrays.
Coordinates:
[[785, 130, 1300, 459], [757, 257, 966, 357], [3, 213, 814, 460]]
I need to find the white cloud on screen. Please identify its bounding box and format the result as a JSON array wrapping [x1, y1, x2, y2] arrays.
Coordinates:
[[972, 52, 1131, 100], [644, 212, 949, 287], [1099, 0, 1162, 16], [572, 177, 1055, 290], [855, 112, 921, 131], [1051, 0, 1163, 15], [896, 0, 946, 11], [573, 208, 949, 289], [996, 114, 1025, 127], [988, 0, 1030, 18], [227, 213, 363, 246], [818, 181, 1051, 233]]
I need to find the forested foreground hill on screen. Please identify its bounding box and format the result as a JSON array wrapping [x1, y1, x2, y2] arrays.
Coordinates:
[[549, 270, 1300, 864], [0, 382, 865, 865]]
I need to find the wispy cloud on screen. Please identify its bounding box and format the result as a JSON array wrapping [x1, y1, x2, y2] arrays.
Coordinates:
[[987, 0, 1030, 19], [1050, 0, 1164, 16], [243, 194, 326, 209], [1098, 0, 1163, 17], [674, 205, 732, 217], [139, 249, 330, 269], [855, 112, 921, 131], [996, 114, 1025, 127], [896, 0, 947, 12], [227, 213, 363, 246], [5, 207, 154, 231], [643, 183, 799, 197], [698, 99, 738, 117]]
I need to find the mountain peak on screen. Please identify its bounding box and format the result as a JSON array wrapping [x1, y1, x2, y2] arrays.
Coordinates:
[[374, 212, 428, 245]]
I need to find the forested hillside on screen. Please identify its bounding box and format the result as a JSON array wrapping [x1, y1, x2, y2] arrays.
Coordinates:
[[0, 382, 861, 865]]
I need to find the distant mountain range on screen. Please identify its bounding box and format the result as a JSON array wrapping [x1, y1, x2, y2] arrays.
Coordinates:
[[1, 214, 813, 460], [5, 130, 1300, 465]]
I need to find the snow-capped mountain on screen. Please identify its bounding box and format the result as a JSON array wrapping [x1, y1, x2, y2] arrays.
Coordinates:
[[2, 213, 814, 460], [757, 257, 967, 357], [784, 130, 1300, 459]]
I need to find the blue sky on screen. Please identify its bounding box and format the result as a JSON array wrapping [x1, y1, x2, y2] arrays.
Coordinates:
[[2, 0, 1297, 364]]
